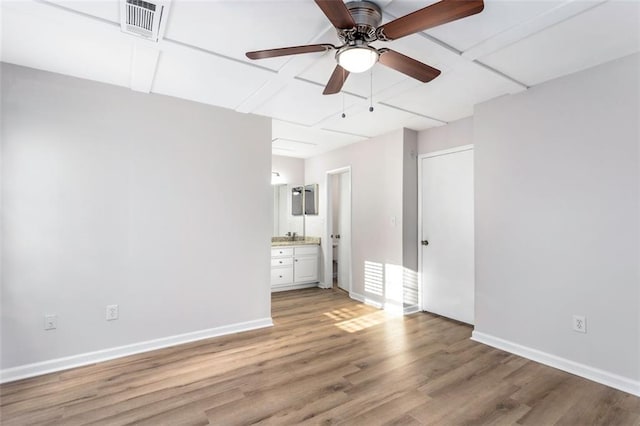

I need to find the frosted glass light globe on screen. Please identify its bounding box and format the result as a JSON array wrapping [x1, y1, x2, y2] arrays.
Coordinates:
[[337, 46, 378, 73]]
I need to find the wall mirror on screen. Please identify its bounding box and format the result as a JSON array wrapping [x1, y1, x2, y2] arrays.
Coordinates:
[[273, 184, 303, 237], [291, 184, 319, 216], [304, 184, 319, 215], [292, 186, 304, 216]]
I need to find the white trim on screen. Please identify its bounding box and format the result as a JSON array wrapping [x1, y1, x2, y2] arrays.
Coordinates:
[[271, 283, 318, 292], [350, 292, 419, 316], [324, 166, 352, 293], [349, 292, 384, 309], [403, 305, 420, 315], [471, 331, 640, 397], [350, 291, 364, 303], [0, 317, 273, 384], [417, 144, 474, 313]]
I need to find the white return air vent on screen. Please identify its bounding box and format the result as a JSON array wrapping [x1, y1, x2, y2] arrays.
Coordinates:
[[120, 0, 170, 42]]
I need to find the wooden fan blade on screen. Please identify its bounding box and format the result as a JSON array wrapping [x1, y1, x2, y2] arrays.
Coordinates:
[[378, 49, 441, 83], [377, 0, 484, 41], [246, 44, 335, 60], [314, 0, 356, 29], [323, 65, 350, 95]]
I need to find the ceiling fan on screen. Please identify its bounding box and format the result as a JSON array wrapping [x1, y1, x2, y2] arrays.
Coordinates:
[[246, 0, 484, 95]]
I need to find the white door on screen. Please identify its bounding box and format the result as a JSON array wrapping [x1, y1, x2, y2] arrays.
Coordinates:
[[420, 147, 474, 324], [337, 172, 351, 291]]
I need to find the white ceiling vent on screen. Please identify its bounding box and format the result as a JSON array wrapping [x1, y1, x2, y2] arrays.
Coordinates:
[[120, 0, 170, 42]]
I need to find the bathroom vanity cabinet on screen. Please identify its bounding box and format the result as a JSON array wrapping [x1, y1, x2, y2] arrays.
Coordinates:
[[270, 245, 319, 292]]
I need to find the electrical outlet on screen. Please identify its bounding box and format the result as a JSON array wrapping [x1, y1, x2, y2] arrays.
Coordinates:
[[106, 304, 119, 321], [572, 315, 586, 333], [44, 314, 57, 330]]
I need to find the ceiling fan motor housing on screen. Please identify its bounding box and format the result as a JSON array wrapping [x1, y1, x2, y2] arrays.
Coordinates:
[[341, 1, 382, 43]]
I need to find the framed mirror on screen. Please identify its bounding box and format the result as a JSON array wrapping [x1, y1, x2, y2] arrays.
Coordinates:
[[291, 184, 319, 216], [291, 186, 304, 216], [304, 184, 319, 215]]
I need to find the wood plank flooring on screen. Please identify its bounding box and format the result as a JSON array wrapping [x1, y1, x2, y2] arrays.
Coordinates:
[[1, 288, 639, 425]]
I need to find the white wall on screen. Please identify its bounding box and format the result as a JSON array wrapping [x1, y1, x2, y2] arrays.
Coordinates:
[[1, 64, 272, 374], [418, 116, 474, 154], [272, 155, 304, 185], [305, 129, 417, 309], [474, 53, 640, 389]]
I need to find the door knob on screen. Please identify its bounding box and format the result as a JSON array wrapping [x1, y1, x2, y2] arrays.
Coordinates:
[[421, 240, 429, 246]]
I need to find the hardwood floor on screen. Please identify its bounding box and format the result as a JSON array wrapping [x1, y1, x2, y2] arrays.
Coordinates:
[[1, 288, 639, 425]]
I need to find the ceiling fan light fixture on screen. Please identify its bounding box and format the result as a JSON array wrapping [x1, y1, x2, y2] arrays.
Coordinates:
[[337, 45, 378, 73]]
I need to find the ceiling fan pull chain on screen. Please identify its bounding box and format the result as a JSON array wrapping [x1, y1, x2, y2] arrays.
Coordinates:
[[369, 68, 374, 112], [341, 68, 346, 118]]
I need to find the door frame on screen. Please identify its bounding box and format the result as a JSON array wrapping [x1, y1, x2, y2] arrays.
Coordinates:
[[417, 144, 473, 311], [323, 166, 352, 292]]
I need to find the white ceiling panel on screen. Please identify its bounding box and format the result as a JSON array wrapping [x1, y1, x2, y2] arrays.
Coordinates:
[[272, 119, 365, 158], [272, 137, 318, 153], [1, 1, 131, 88], [164, 1, 331, 71], [45, 0, 120, 23], [384, 0, 563, 53], [383, 59, 518, 122], [273, 119, 365, 145], [253, 79, 361, 126], [320, 103, 443, 138], [272, 142, 300, 157], [152, 43, 275, 111], [480, 0, 640, 86], [2, 0, 638, 159]]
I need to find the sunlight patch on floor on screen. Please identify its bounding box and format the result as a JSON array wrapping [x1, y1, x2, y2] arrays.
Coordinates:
[[323, 307, 362, 321], [333, 311, 387, 333]]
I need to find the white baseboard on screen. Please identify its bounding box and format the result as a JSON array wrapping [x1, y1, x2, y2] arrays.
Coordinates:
[[471, 331, 640, 397], [0, 317, 273, 384], [349, 291, 364, 303], [349, 292, 382, 309], [271, 282, 318, 292], [403, 304, 420, 315], [350, 292, 420, 316]]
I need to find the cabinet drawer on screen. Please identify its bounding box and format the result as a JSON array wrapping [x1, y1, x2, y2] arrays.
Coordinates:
[[271, 247, 294, 257], [271, 267, 293, 285], [294, 246, 318, 256], [271, 257, 293, 267]]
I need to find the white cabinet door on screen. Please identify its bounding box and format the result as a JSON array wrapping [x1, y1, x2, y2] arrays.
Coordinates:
[[294, 256, 318, 283]]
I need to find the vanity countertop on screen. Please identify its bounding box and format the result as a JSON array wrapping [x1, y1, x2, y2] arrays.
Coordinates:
[[271, 236, 321, 247]]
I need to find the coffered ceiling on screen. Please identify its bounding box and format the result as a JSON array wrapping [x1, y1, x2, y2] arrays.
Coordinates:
[[2, 0, 639, 158]]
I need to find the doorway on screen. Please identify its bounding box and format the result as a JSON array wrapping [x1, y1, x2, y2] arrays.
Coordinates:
[[324, 167, 352, 293], [419, 145, 474, 324]]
